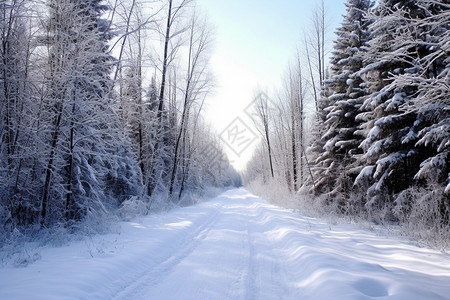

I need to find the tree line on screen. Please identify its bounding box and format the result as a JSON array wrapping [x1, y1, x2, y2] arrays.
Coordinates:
[[245, 0, 449, 238], [0, 0, 239, 232]]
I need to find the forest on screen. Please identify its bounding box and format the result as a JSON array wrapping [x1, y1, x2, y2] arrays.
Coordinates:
[[0, 0, 239, 236], [1, 0, 450, 297], [244, 0, 450, 243], [1, 0, 449, 246]]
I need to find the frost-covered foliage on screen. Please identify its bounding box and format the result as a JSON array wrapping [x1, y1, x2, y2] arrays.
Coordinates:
[[352, 0, 425, 211], [0, 0, 238, 246], [0, 0, 145, 230], [390, 1, 450, 193], [312, 0, 373, 200], [246, 0, 450, 245], [314, 0, 450, 233], [0, 0, 37, 227]]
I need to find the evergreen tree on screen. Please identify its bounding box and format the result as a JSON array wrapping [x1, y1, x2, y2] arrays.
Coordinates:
[[353, 0, 437, 215], [39, 0, 141, 225], [408, 0, 450, 194], [388, 0, 450, 226], [311, 0, 372, 205]]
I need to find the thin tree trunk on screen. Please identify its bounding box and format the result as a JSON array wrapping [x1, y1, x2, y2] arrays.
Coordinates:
[[113, 0, 136, 82], [157, 0, 172, 122], [40, 105, 63, 227], [148, 0, 173, 196], [321, 0, 325, 86], [265, 122, 274, 178], [178, 125, 190, 199], [305, 39, 318, 112], [65, 100, 75, 221], [291, 110, 297, 191], [136, 24, 146, 183], [296, 52, 305, 186], [169, 112, 187, 195]]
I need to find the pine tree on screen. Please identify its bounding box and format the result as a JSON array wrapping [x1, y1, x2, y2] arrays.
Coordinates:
[[408, 1, 450, 195], [311, 0, 372, 205], [353, 0, 436, 215], [39, 0, 141, 225], [388, 0, 450, 226]]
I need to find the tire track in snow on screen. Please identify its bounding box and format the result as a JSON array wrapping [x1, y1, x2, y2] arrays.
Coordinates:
[[245, 201, 290, 300], [245, 217, 259, 300], [112, 204, 223, 300]]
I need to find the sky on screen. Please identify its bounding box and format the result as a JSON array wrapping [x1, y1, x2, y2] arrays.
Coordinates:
[[195, 0, 347, 171]]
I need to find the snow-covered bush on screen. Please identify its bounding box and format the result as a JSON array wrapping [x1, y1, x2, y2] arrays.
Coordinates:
[[118, 196, 152, 221], [246, 177, 294, 209], [394, 185, 450, 248]]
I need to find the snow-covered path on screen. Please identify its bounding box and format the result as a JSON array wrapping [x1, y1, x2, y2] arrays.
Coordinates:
[[1, 188, 450, 299]]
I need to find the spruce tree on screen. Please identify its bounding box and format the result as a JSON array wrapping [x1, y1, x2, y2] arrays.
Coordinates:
[[312, 0, 372, 206], [388, 0, 450, 226], [353, 0, 433, 215], [39, 0, 141, 225]]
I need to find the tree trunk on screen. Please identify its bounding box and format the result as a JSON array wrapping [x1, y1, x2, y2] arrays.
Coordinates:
[[157, 0, 172, 122], [40, 105, 63, 227], [265, 122, 274, 178], [65, 100, 75, 222]]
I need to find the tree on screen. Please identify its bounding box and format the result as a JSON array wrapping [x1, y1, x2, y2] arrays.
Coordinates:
[[275, 56, 309, 191], [168, 11, 212, 195], [253, 92, 275, 178], [0, 0, 37, 226], [311, 0, 373, 204], [388, 0, 450, 227], [353, 0, 443, 216], [290, 54, 308, 191], [304, 0, 328, 113], [147, 0, 192, 196], [37, 0, 141, 225]]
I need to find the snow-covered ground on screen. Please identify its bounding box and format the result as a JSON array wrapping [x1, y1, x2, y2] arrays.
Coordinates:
[[1, 188, 450, 300]]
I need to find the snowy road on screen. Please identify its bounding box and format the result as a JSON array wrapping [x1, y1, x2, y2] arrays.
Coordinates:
[[2, 188, 450, 299]]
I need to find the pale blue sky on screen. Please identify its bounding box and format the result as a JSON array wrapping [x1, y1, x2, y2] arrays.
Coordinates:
[[195, 0, 347, 170]]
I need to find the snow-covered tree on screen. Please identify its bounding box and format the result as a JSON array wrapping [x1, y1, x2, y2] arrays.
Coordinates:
[[387, 0, 450, 227], [311, 0, 373, 204], [0, 0, 37, 226], [168, 11, 213, 196], [352, 0, 449, 217], [394, 1, 449, 189], [37, 0, 141, 225]]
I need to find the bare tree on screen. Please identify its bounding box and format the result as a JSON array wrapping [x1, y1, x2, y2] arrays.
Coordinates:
[[169, 11, 212, 195], [0, 0, 38, 226], [254, 92, 274, 178], [304, 0, 328, 113], [145, 0, 191, 196], [288, 53, 307, 191], [157, 0, 192, 121]]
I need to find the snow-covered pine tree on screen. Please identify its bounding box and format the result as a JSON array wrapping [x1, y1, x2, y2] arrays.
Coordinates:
[[409, 0, 450, 193], [311, 0, 372, 207], [388, 0, 450, 227], [39, 0, 141, 225], [353, 0, 436, 217]]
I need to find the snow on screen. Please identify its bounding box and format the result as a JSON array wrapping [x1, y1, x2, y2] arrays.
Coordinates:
[[1, 188, 450, 300], [367, 125, 381, 141], [386, 92, 407, 112]]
